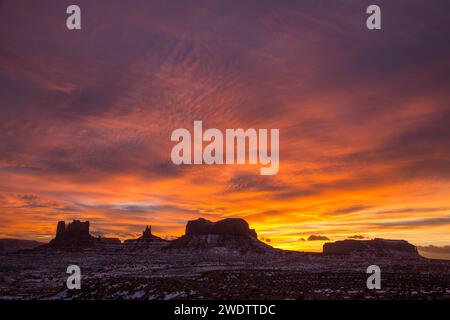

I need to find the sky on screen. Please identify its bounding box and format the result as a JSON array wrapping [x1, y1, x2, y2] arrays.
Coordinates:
[[1, 0, 450, 253]]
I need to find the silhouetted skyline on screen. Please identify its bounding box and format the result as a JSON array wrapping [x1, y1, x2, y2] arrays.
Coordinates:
[[1, 0, 450, 253]]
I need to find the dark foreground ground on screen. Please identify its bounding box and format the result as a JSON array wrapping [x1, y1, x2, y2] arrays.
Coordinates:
[[1, 245, 449, 300]]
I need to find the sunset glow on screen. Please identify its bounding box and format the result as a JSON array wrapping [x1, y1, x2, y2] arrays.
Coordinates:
[[1, 0, 449, 254]]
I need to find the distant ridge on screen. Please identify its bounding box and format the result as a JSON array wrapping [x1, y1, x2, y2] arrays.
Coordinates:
[[0, 239, 44, 253]]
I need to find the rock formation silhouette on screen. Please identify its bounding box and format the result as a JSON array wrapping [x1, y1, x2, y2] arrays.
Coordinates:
[[323, 238, 420, 257], [48, 220, 121, 248], [49, 220, 95, 247], [185, 218, 257, 238], [39, 218, 421, 259], [124, 225, 167, 247], [168, 218, 275, 254]]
